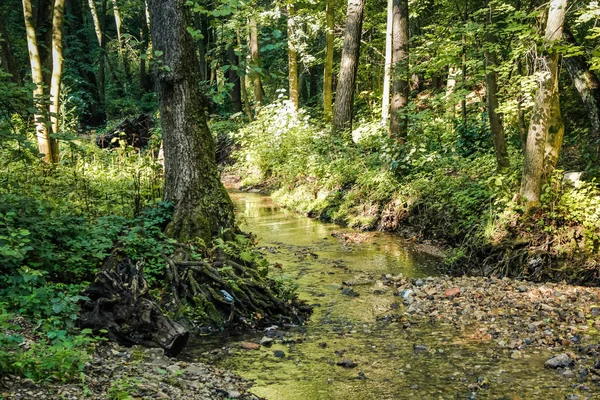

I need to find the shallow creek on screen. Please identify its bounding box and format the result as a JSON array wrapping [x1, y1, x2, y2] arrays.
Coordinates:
[[185, 191, 583, 399]]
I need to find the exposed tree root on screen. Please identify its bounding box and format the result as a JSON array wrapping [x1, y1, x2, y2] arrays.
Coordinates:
[[80, 244, 311, 357]]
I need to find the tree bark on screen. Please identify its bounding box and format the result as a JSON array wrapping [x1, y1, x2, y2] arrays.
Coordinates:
[[323, 0, 334, 120], [148, 0, 235, 243], [517, 58, 528, 151], [389, 0, 409, 142], [381, 0, 393, 124], [563, 27, 600, 155], [35, 0, 53, 88], [0, 13, 21, 83], [227, 44, 242, 112], [196, 15, 207, 81], [332, 0, 365, 133], [112, 0, 132, 86], [23, 0, 56, 163], [88, 0, 103, 45], [49, 0, 66, 162], [520, 0, 567, 209], [484, 11, 510, 171], [237, 30, 253, 121], [249, 17, 263, 109], [287, 4, 299, 112], [139, 0, 152, 93]]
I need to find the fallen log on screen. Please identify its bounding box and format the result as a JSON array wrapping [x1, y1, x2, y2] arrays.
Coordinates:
[[95, 114, 154, 149]]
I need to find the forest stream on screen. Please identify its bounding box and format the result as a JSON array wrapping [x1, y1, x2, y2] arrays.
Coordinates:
[[184, 191, 591, 400]]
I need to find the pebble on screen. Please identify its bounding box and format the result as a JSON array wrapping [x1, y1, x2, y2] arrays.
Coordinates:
[[273, 350, 286, 358], [545, 354, 574, 369], [413, 344, 427, 352], [336, 358, 358, 368]]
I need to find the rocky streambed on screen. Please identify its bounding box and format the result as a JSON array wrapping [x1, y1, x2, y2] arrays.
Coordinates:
[[182, 191, 600, 399], [379, 274, 600, 390]]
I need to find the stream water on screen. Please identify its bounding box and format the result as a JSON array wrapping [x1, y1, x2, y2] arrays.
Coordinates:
[[186, 191, 585, 399]]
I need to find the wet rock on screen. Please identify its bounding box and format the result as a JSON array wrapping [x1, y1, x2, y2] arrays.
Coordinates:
[[511, 350, 523, 359], [517, 285, 528, 293], [336, 358, 358, 368], [562, 369, 575, 378], [341, 287, 359, 297], [545, 353, 574, 369], [357, 371, 367, 379], [184, 365, 206, 376], [241, 342, 260, 350], [273, 350, 286, 358], [413, 344, 427, 352]]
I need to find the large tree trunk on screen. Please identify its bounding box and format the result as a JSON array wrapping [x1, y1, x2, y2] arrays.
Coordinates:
[[520, 0, 567, 209], [323, 0, 334, 120], [249, 17, 263, 109], [148, 0, 235, 243], [23, 0, 57, 163], [389, 0, 409, 142], [287, 4, 299, 112], [0, 13, 21, 83], [484, 11, 510, 171], [227, 44, 242, 112], [332, 0, 365, 133], [563, 27, 600, 154], [49, 0, 66, 162], [381, 0, 393, 124]]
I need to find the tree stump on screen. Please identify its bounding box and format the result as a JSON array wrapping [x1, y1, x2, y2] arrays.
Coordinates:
[[80, 253, 189, 357]]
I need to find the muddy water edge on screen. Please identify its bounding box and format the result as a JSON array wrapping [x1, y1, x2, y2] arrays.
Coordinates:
[[183, 191, 595, 399]]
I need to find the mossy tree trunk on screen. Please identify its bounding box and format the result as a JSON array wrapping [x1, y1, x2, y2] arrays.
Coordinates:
[[148, 0, 235, 243], [388, 0, 409, 143], [520, 0, 567, 209], [22, 0, 58, 163]]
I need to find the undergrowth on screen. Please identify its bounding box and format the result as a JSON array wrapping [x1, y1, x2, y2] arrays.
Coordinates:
[[0, 123, 298, 382], [231, 100, 600, 284]]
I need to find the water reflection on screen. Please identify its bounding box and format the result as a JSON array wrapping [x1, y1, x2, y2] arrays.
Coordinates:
[[186, 191, 581, 399]]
